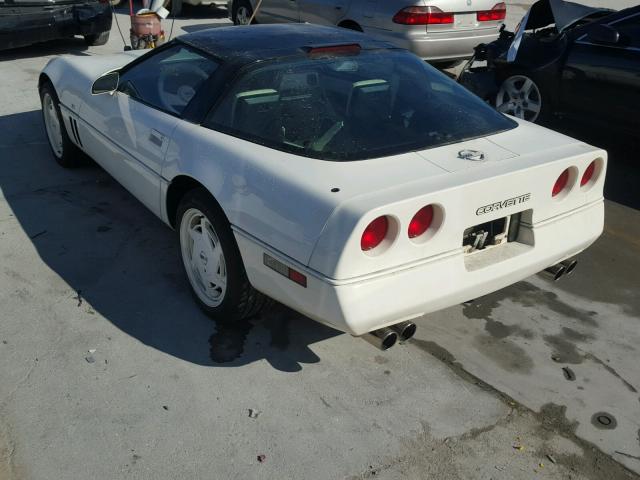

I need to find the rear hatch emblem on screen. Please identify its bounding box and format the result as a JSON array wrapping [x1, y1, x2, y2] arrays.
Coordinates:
[[458, 149, 485, 161]]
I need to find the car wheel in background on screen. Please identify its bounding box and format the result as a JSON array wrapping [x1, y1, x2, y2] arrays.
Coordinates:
[[84, 31, 110, 46], [39, 82, 84, 168], [177, 188, 270, 323], [232, 0, 254, 25], [495, 74, 547, 123]]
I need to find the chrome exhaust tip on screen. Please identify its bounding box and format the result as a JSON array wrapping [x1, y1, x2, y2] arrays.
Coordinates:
[[361, 328, 398, 351], [390, 321, 417, 342], [543, 264, 566, 282], [560, 259, 578, 276]]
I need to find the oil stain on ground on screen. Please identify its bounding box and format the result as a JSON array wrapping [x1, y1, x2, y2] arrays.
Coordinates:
[[543, 334, 585, 364], [473, 335, 534, 374], [208, 306, 292, 363], [463, 281, 599, 328]]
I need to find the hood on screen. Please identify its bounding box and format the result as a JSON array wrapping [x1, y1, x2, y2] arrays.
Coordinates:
[[507, 0, 613, 62], [524, 0, 612, 32]]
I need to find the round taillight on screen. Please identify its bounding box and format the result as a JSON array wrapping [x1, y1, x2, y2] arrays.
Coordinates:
[[408, 205, 434, 239], [361, 216, 389, 251], [552, 169, 570, 197], [581, 161, 596, 187]]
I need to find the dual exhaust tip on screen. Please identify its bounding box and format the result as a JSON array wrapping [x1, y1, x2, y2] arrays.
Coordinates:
[[543, 259, 578, 282], [362, 258, 578, 350], [361, 321, 417, 351]]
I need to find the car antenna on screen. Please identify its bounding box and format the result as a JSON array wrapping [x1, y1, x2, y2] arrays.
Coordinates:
[[248, 0, 264, 24]]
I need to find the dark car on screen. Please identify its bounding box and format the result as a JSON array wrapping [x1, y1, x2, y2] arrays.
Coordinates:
[[0, 0, 112, 51], [459, 0, 640, 134]]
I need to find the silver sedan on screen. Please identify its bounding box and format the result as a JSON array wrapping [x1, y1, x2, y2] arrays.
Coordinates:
[[228, 0, 507, 64]]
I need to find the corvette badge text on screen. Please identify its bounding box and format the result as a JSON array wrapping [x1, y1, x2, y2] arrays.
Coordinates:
[[476, 193, 532, 216]]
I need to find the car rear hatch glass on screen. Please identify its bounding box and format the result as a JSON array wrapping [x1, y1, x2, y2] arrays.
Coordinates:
[[206, 49, 516, 161]]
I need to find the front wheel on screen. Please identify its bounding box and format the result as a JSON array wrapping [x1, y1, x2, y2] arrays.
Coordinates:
[[232, 0, 254, 25], [177, 189, 270, 323], [84, 31, 110, 46], [495, 74, 547, 123], [39, 82, 83, 168]]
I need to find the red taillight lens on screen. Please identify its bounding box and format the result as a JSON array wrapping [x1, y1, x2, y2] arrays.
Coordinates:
[[393, 6, 454, 25], [408, 205, 434, 239], [361, 216, 389, 251], [552, 169, 570, 197], [581, 161, 596, 186], [477, 2, 506, 21]]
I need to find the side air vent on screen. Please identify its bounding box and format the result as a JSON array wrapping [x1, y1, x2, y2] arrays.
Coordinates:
[[68, 116, 83, 147]]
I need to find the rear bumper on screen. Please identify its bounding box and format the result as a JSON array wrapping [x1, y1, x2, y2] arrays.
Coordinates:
[[366, 27, 500, 61], [0, 3, 111, 51], [236, 199, 604, 336]]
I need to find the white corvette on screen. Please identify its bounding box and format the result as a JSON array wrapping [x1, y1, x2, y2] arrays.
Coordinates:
[[39, 24, 606, 349]]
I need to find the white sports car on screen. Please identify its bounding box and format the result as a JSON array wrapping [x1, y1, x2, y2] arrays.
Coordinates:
[[39, 24, 606, 350]]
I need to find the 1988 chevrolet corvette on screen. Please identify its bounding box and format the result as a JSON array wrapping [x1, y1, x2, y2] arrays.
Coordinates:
[[39, 24, 606, 349]]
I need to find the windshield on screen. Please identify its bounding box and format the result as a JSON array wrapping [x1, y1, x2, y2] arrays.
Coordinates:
[[206, 50, 517, 161]]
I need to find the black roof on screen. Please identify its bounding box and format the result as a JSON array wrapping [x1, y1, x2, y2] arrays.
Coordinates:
[[178, 23, 396, 64]]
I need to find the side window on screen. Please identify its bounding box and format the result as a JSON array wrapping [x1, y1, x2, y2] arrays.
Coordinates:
[[118, 44, 219, 115], [614, 15, 640, 48]]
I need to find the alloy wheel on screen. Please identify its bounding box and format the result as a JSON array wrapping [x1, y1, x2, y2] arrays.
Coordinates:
[[496, 75, 543, 122], [180, 208, 228, 307], [236, 6, 251, 25], [43, 93, 63, 158]]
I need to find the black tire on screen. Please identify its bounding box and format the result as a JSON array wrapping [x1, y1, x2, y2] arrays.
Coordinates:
[[177, 188, 271, 323], [84, 31, 110, 46], [169, 0, 183, 17], [232, 0, 254, 25], [39, 81, 84, 168]]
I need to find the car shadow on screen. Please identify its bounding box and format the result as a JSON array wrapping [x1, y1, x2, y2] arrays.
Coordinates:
[[0, 110, 340, 372], [0, 38, 90, 61]]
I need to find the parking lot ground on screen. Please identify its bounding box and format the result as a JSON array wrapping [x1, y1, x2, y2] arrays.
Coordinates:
[[1, 2, 640, 479]]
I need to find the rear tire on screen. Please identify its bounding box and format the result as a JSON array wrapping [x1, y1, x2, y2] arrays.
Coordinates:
[[170, 0, 183, 17], [232, 0, 254, 25], [84, 31, 110, 46], [39, 82, 83, 168], [177, 188, 270, 323]]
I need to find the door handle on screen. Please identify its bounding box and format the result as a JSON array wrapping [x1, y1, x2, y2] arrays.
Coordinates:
[[149, 129, 165, 147]]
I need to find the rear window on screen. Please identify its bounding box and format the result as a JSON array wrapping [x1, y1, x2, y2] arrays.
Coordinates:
[[206, 49, 516, 161]]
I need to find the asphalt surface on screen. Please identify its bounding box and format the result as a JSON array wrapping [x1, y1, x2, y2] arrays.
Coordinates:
[[1, 1, 639, 479]]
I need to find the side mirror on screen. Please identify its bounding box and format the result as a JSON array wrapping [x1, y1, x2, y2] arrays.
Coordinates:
[[92, 71, 120, 94], [586, 24, 620, 45]]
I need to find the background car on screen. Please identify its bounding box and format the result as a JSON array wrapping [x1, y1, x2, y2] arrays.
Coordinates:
[[39, 24, 605, 349], [459, 0, 639, 131], [227, 0, 507, 65], [0, 0, 112, 50]]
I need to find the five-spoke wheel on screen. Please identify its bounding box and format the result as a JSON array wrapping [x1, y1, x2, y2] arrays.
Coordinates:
[[496, 75, 544, 123], [177, 188, 270, 322]]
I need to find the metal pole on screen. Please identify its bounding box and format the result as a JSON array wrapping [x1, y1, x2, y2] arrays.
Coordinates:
[[248, 0, 263, 24]]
